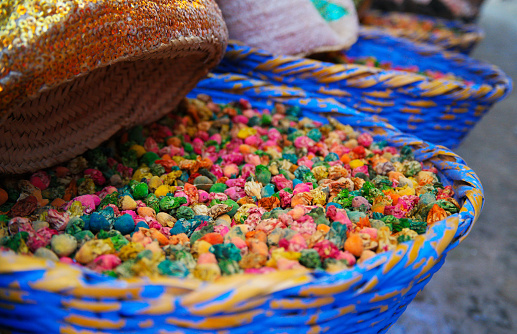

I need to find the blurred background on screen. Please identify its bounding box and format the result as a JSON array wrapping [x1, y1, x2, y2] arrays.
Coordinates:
[[390, 0, 517, 333]]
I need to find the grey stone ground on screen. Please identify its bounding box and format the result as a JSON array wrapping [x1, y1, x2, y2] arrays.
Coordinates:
[[389, 0, 517, 333]]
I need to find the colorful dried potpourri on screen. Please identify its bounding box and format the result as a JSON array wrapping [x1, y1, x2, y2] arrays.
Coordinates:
[[361, 12, 465, 41], [0, 97, 461, 281]]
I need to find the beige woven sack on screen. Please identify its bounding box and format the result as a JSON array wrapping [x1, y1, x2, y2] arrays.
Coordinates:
[[0, 0, 228, 174], [216, 0, 359, 56]]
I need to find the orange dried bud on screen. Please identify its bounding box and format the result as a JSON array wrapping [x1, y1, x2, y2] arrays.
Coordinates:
[[237, 196, 255, 205], [50, 198, 66, 208], [416, 171, 435, 186], [239, 144, 254, 154], [183, 183, 199, 203], [216, 176, 229, 184], [155, 159, 177, 173], [328, 165, 349, 180], [222, 107, 237, 117], [149, 229, 170, 246], [168, 235, 180, 245], [246, 230, 267, 243], [290, 193, 313, 207], [371, 204, 385, 213], [427, 204, 448, 226], [388, 171, 403, 182], [357, 216, 371, 229], [317, 224, 331, 234], [166, 137, 182, 147], [258, 196, 280, 211], [200, 232, 224, 245], [369, 155, 388, 168], [390, 193, 400, 205], [31, 189, 48, 207], [196, 156, 213, 170], [137, 207, 156, 218], [63, 179, 77, 201], [340, 154, 351, 164], [239, 253, 267, 269], [169, 233, 189, 245], [0, 188, 7, 206], [55, 166, 69, 178], [344, 234, 364, 257], [248, 240, 268, 256], [352, 177, 365, 190]]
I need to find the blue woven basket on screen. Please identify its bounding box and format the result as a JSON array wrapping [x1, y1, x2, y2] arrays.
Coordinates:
[[215, 30, 512, 149], [0, 74, 484, 333], [361, 11, 484, 55]]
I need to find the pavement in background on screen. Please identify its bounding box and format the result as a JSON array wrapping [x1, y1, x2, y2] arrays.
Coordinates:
[[390, 0, 517, 333]]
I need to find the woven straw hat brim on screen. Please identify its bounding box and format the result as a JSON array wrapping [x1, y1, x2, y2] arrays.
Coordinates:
[[216, 0, 358, 57], [0, 0, 228, 174]]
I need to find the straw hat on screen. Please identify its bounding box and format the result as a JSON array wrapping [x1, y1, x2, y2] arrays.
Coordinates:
[[216, 0, 358, 56], [0, 0, 228, 174]]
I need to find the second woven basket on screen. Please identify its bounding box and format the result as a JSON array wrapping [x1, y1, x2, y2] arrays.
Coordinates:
[[216, 29, 511, 149], [361, 10, 484, 54]]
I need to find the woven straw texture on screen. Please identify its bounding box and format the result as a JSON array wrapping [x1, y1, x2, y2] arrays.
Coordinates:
[[216, 30, 511, 149], [361, 11, 484, 54], [215, 0, 358, 56], [0, 73, 484, 334], [0, 0, 228, 175]]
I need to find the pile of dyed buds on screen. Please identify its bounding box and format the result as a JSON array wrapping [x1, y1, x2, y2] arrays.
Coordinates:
[[0, 97, 460, 281], [361, 12, 465, 42]]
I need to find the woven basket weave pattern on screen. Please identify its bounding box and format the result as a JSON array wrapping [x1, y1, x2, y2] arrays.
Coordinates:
[[216, 31, 511, 148], [0, 74, 483, 333], [0, 45, 218, 174]]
